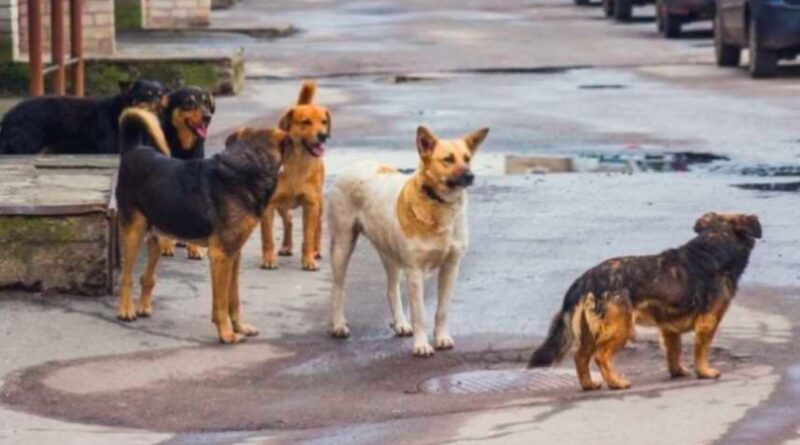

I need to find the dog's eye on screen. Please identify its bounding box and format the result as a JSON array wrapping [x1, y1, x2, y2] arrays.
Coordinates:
[[464, 155, 471, 163], [442, 155, 455, 165], [301, 119, 312, 126]]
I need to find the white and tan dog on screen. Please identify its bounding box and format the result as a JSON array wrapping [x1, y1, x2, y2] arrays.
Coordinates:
[[327, 126, 489, 357]]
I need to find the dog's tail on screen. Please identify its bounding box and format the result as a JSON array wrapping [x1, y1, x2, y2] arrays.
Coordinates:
[[119, 108, 169, 156], [528, 282, 584, 368], [297, 80, 316, 105]]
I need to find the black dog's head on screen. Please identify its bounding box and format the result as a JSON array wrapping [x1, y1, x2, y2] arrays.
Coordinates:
[[165, 86, 215, 150], [694, 212, 762, 241], [119, 79, 171, 113]]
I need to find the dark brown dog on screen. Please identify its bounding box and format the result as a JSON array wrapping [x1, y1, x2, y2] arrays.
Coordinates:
[[529, 213, 761, 390]]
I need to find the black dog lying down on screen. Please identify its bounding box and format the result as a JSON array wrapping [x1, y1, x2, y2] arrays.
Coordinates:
[[0, 79, 168, 155], [115, 108, 289, 343], [529, 212, 761, 391]]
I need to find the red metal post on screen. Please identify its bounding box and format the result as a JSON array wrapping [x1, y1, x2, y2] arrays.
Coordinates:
[[69, 0, 83, 97], [27, 0, 44, 96], [51, 0, 66, 94]]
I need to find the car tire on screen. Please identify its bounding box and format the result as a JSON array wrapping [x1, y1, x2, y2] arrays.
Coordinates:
[[614, 0, 632, 21], [748, 18, 778, 78], [663, 13, 681, 38], [714, 12, 740, 67], [603, 0, 614, 17]]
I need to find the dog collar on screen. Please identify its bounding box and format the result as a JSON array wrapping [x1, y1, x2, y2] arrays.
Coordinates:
[[422, 184, 448, 204]]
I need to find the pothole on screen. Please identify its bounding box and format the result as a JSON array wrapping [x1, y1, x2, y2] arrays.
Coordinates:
[[420, 368, 585, 395]]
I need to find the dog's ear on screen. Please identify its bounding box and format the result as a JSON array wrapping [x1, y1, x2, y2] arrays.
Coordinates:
[[325, 109, 332, 136], [463, 128, 490, 154], [694, 212, 717, 234], [118, 80, 132, 93], [225, 129, 243, 148], [279, 109, 294, 131], [416, 126, 438, 160], [734, 214, 762, 239]]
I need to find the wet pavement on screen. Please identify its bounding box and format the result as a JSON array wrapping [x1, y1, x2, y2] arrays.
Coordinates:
[[2, 0, 800, 444]]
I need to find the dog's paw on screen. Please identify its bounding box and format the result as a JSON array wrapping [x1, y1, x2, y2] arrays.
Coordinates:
[[581, 380, 603, 391], [186, 245, 204, 260], [278, 247, 293, 257], [391, 321, 413, 337], [219, 331, 246, 344], [135, 303, 152, 318], [412, 342, 435, 358], [669, 365, 690, 378], [234, 322, 260, 337], [117, 306, 137, 322], [261, 259, 279, 270], [696, 367, 721, 379], [434, 334, 455, 350], [160, 244, 176, 257], [302, 258, 320, 271], [607, 377, 632, 390], [330, 324, 351, 338]]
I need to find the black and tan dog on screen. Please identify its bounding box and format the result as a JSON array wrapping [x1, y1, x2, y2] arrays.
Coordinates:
[[529, 212, 761, 390], [156, 86, 217, 260], [115, 108, 288, 343], [0, 79, 168, 154], [227, 81, 330, 271]]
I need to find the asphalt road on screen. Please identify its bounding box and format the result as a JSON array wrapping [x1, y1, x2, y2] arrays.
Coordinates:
[[2, 1, 800, 444]]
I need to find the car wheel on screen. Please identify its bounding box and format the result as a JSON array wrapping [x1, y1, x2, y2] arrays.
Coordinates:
[[748, 17, 777, 78], [603, 0, 614, 17], [663, 12, 681, 38], [614, 0, 633, 21], [714, 11, 740, 67]]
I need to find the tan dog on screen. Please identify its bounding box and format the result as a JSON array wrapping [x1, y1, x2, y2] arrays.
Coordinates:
[[227, 81, 330, 271], [327, 126, 489, 356]]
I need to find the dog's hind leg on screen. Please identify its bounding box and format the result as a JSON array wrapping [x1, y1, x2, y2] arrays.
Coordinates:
[[575, 310, 601, 391], [662, 330, 690, 378], [229, 251, 259, 337], [117, 211, 147, 321], [434, 254, 460, 350], [313, 200, 323, 260], [380, 254, 411, 337], [136, 234, 162, 318], [277, 207, 293, 257], [159, 236, 176, 257], [329, 217, 359, 338], [593, 298, 634, 390], [408, 268, 434, 357], [694, 297, 731, 379], [301, 200, 322, 271], [261, 204, 279, 269]]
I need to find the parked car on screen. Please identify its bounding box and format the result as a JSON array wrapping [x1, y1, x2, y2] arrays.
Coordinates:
[[602, 0, 654, 21], [715, 0, 800, 77], [655, 0, 715, 38]]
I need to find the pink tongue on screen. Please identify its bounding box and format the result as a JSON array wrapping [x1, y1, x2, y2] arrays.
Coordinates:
[[195, 125, 209, 139], [311, 144, 325, 156]]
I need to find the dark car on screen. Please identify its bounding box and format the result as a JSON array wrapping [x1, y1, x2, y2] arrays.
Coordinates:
[[602, 0, 655, 22], [656, 0, 716, 38], [715, 0, 800, 77]]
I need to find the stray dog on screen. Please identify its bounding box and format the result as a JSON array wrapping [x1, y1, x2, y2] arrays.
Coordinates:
[[157, 86, 217, 260], [528, 213, 761, 390], [229, 80, 329, 271], [115, 108, 287, 343], [0, 79, 168, 154], [328, 126, 489, 356]]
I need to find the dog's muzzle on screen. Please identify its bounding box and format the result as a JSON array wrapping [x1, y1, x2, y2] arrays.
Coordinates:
[[446, 171, 475, 188]]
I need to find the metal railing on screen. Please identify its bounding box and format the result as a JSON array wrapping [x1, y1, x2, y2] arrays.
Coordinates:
[[27, 0, 84, 97]]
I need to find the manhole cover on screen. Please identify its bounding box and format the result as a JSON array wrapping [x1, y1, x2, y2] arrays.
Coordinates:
[[420, 369, 588, 395]]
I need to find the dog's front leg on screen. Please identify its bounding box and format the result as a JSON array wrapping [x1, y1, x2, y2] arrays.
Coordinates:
[[229, 251, 258, 337], [301, 200, 321, 271], [209, 246, 243, 344], [434, 255, 460, 350], [407, 269, 434, 357], [261, 204, 279, 269]]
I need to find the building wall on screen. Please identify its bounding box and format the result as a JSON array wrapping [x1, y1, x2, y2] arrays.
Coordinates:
[[144, 0, 209, 28], [0, 0, 19, 60], [15, 0, 115, 60]]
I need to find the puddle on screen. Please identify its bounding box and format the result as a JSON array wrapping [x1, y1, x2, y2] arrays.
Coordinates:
[[579, 84, 628, 90], [506, 151, 728, 174], [734, 182, 800, 192]]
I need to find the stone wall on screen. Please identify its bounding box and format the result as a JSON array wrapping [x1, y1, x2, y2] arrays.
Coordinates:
[[144, 0, 209, 28], [15, 0, 115, 59]]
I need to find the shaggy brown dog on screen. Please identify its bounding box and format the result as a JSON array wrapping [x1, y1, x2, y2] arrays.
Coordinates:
[[226, 80, 330, 271], [529, 213, 761, 390]]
